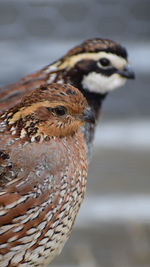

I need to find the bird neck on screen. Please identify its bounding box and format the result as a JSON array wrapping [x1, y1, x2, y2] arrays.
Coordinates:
[[80, 89, 107, 118], [71, 78, 107, 119], [65, 70, 107, 119]]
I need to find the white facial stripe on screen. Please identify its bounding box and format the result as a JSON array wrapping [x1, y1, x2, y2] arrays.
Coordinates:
[[59, 52, 127, 71], [44, 61, 61, 73], [82, 72, 126, 94], [98, 52, 127, 70]]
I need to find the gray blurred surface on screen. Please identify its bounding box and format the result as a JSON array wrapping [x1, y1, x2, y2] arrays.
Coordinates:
[[0, 0, 150, 119], [0, 0, 150, 266]]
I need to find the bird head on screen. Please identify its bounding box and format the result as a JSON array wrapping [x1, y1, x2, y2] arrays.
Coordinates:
[[56, 38, 135, 94], [1, 84, 95, 140]]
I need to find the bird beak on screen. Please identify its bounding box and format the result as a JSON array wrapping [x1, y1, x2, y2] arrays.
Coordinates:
[[117, 66, 135, 79], [78, 107, 95, 124]]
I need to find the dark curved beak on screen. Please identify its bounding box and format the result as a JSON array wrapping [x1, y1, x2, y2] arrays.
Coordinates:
[[79, 107, 95, 124], [117, 66, 135, 79]]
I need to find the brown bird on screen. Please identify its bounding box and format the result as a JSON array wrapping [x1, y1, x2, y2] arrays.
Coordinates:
[[0, 83, 94, 267], [0, 38, 135, 160]]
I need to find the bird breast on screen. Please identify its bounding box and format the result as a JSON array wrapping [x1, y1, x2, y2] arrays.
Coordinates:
[[0, 130, 87, 266]]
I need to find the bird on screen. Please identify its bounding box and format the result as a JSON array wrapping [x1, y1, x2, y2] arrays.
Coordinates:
[[0, 83, 95, 267], [0, 38, 135, 161]]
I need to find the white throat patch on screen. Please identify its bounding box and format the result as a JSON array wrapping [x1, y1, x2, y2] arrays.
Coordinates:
[[82, 72, 126, 94]]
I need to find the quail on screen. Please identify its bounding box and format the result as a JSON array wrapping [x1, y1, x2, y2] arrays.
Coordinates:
[[0, 38, 135, 160], [0, 83, 95, 267]]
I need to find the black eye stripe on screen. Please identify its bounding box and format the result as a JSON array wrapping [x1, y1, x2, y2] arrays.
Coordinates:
[[96, 66, 117, 76]]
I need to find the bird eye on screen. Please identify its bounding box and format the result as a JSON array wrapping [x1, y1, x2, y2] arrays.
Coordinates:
[[52, 106, 67, 116], [99, 58, 110, 67]]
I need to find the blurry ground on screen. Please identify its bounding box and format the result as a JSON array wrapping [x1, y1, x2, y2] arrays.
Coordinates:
[[0, 0, 150, 266]]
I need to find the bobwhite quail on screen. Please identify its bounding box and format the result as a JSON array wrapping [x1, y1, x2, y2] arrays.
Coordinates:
[[0, 83, 95, 267], [0, 38, 135, 160]]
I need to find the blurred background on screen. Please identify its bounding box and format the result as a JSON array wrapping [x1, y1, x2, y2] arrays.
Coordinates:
[[0, 0, 150, 266]]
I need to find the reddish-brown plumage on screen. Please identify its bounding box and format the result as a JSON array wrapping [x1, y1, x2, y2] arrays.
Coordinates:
[[0, 38, 134, 163], [0, 83, 94, 266], [0, 38, 128, 113]]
